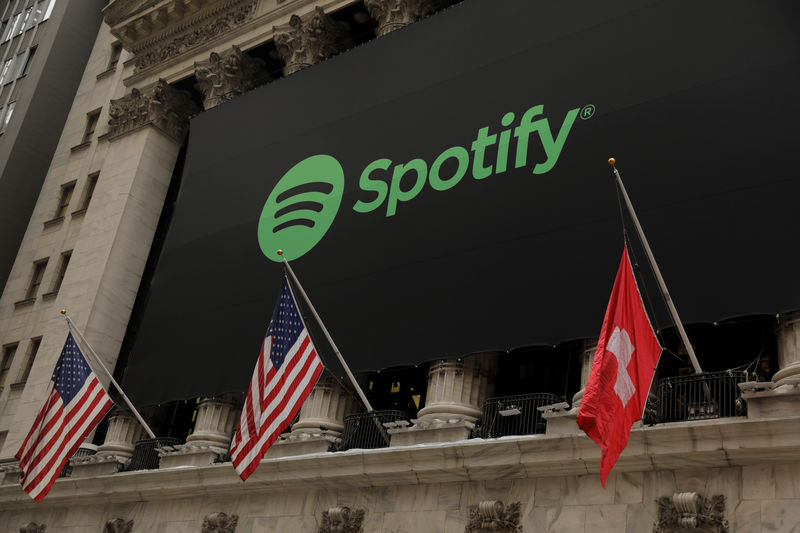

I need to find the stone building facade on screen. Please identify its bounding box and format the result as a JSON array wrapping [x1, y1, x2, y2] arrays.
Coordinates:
[[0, 1, 798, 532]]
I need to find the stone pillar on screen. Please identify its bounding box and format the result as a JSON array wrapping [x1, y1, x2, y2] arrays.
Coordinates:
[[2, 80, 198, 459], [417, 354, 495, 421], [741, 312, 800, 419], [71, 411, 144, 477], [161, 394, 240, 468], [571, 339, 598, 408], [273, 7, 350, 76], [186, 395, 239, 448], [194, 45, 270, 110], [543, 339, 598, 436], [364, 0, 437, 36], [389, 353, 498, 446], [774, 311, 800, 386], [266, 379, 355, 458], [97, 412, 145, 459]]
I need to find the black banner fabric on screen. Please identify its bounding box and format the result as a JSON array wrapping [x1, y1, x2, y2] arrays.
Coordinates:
[[123, 0, 800, 405]]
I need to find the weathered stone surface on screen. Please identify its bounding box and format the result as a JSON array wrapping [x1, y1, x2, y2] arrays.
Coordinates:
[[363, 0, 438, 36], [194, 46, 270, 110], [273, 7, 350, 76], [108, 80, 199, 142]]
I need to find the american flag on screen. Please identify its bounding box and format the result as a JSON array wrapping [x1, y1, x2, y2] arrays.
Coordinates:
[[15, 332, 113, 501], [230, 278, 324, 480]]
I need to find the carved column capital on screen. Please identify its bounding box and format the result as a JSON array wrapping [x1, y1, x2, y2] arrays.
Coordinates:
[[201, 513, 238, 533], [364, 0, 437, 36], [273, 7, 350, 76], [654, 492, 729, 533], [194, 45, 270, 110], [465, 501, 522, 533], [318, 506, 365, 533], [19, 524, 45, 533], [103, 519, 133, 533], [108, 79, 200, 143]]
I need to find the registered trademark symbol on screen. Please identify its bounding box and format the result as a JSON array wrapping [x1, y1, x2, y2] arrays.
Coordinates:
[[580, 104, 595, 120]]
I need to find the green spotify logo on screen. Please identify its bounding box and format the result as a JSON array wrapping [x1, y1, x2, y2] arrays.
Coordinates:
[[257, 154, 345, 262], [258, 103, 591, 261]]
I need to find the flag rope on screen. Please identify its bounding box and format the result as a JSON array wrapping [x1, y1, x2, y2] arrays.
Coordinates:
[[608, 158, 704, 375], [62, 310, 156, 439]]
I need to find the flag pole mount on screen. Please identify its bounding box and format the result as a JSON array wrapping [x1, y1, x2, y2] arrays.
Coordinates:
[[606, 158, 703, 375], [60, 308, 156, 438], [277, 250, 376, 412]]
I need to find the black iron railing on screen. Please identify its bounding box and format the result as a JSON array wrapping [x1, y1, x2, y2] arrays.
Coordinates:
[[337, 410, 406, 451], [126, 437, 182, 471], [655, 371, 750, 423], [59, 444, 97, 478], [477, 393, 562, 438]]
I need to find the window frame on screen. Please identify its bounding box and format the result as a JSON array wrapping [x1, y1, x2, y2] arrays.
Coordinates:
[[82, 108, 101, 143], [26, 258, 48, 299], [55, 180, 76, 218], [20, 45, 36, 77], [18, 337, 40, 384], [79, 172, 99, 211], [0, 343, 18, 389], [50, 250, 72, 294], [0, 101, 16, 133]]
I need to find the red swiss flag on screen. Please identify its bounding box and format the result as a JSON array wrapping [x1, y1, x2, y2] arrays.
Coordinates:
[[577, 247, 662, 486]]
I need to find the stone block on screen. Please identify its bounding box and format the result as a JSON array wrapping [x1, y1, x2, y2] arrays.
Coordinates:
[[264, 435, 336, 459], [389, 419, 473, 446], [69, 455, 126, 478], [743, 387, 800, 419], [158, 446, 221, 469]]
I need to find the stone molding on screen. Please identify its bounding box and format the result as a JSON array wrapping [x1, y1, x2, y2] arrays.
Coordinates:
[[465, 500, 522, 533], [273, 7, 350, 76], [363, 0, 437, 36], [97, 411, 145, 459], [103, 519, 134, 533], [201, 512, 238, 533], [104, 0, 164, 27], [291, 379, 355, 437], [194, 45, 270, 109], [186, 395, 240, 448], [654, 492, 728, 533], [318, 506, 364, 533], [417, 354, 496, 421], [1, 416, 799, 506], [108, 79, 200, 143], [19, 523, 45, 533], [775, 311, 800, 386], [124, 1, 260, 72]]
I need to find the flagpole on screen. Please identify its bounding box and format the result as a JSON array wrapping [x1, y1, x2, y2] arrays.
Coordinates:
[[278, 251, 375, 412], [608, 158, 703, 374], [60, 309, 156, 438]]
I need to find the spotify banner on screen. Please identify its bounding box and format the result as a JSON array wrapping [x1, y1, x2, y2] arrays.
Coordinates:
[[123, 0, 800, 405]]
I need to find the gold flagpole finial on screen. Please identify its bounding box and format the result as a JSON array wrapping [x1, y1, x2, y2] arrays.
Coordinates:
[[277, 249, 283, 256], [608, 157, 616, 168], [60, 308, 67, 315]]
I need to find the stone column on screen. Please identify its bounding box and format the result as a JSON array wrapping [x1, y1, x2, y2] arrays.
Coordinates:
[[571, 339, 598, 408], [2, 80, 198, 459], [273, 7, 350, 76], [97, 411, 145, 459], [774, 311, 800, 386], [194, 45, 270, 110], [364, 0, 438, 36], [71, 411, 144, 477], [186, 395, 240, 448], [161, 394, 240, 468], [266, 379, 355, 458], [543, 339, 597, 436], [390, 353, 497, 445]]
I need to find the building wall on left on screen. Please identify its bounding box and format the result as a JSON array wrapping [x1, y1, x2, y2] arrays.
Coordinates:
[[0, 0, 105, 294]]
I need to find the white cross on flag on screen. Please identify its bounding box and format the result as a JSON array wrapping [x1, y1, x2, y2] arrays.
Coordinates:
[[577, 248, 662, 486]]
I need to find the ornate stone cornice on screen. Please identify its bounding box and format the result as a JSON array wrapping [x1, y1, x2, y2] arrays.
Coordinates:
[[363, 0, 437, 36], [132, 1, 259, 72], [318, 506, 365, 533], [465, 501, 522, 533], [194, 45, 270, 109], [108, 80, 200, 143], [273, 7, 350, 76], [104, 0, 165, 27], [655, 493, 728, 533], [103, 519, 134, 533], [201, 512, 238, 533], [19, 524, 45, 533]]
